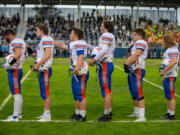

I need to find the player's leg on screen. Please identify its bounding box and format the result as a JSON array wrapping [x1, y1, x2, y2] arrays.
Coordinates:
[[127, 73, 139, 117], [68, 75, 80, 119], [5, 69, 23, 121], [98, 62, 113, 121], [163, 77, 176, 120], [38, 68, 52, 121], [133, 69, 146, 122], [76, 73, 89, 121]]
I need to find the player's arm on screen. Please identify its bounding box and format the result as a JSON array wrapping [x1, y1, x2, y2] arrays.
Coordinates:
[[125, 49, 143, 66], [54, 40, 68, 51], [160, 57, 178, 76], [8, 47, 22, 65], [87, 44, 95, 51], [73, 54, 84, 75], [26, 44, 36, 58], [33, 47, 51, 70], [89, 42, 109, 66]]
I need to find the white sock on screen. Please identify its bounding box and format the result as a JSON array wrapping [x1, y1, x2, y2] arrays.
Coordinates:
[[44, 110, 50, 115], [168, 109, 171, 114], [134, 107, 139, 115], [170, 111, 175, 116], [75, 109, 80, 115], [139, 108, 145, 118], [80, 110, 86, 118], [19, 94, 23, 115], [104, 110, 110, 115], [13, 94, 22, 117]]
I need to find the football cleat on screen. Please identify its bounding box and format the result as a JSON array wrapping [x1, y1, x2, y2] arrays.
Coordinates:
[[74, 115, 86, 122], [97, 114, 112, 122], [160, 113, 170, 119], [4, 116, 19, 122], [168, 115, 175, 120], [67, 112, 78, 119], [134, 117, 146, 122], [37, 114, 51, 122]]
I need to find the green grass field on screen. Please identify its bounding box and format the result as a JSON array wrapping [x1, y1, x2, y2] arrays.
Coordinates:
[[0, 58, 180, 135]]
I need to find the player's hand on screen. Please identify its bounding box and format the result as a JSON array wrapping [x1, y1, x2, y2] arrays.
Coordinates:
[[33, 64, 39, 71], [160, 70, 165, 77], [89, 59, 96, 67], [123, 64, 131, 73], [72, 68, 79, 75]]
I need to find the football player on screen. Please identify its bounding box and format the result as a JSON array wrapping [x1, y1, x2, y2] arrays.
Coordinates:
[[54, 28, 89, 122], [89, 21, 116, 121], [3, 29, 26, 121], [29, 24, 54, 121], [123, 28, 148, 122], [160, 34, 179, 120]]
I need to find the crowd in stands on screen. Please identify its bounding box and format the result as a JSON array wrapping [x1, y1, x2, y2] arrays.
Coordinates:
[[0, 10, 180, 58]]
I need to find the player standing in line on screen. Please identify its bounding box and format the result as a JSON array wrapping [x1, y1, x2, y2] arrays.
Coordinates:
[[89, 21, 116, 121], [3, 29, 26, 121], [28, 24, 54, 121], [54, 28, 89, 122], [160, 34, 179, 120], [123, 28, 148, 122]]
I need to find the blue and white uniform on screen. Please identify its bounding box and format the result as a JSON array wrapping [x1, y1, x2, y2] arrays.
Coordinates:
[[8, 38, 26, 95], [128, 40, 148, 101], [68, 40, 89, 102], [97, 32, 116, 97], [36, 36, 54, 100], [162, 46, 179, 100]]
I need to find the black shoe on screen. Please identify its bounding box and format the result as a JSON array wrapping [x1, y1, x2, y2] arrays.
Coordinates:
[[110, 112, 113, 117], [168, 115, 175, 120], [97, 114, 112, 122], [160, 113, 170, 119], [67, 112, 77, 119], [74, 115, 86, 122]]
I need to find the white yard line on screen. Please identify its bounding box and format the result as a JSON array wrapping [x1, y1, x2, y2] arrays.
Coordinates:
[[115, 65, 180, 98], [0, 119, 180, 123], [0, 70, 31, 111]]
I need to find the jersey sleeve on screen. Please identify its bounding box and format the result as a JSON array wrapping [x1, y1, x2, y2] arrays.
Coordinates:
[[135, 40, 147, 51], [42, 37, 53, 48], [11, 39, 23, 48], [101, 33, 113, 44], [168, 49, 179, 58], [75, 43, 87, 56]]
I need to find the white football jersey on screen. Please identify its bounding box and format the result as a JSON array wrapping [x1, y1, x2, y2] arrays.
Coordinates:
[[68, 40, 87, 69], [9, 38, 26, 69], [98, 32, 116, 62], [130, 40, 148, 69], [163, 46, 180, 78], [36, 36, 54, 66]]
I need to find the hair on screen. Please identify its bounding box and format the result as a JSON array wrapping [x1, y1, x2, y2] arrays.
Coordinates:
[[4, 29, 15, 36], [72, 28, 84, 40], [163, 34, 176, 48], [133, 28, 145, 39], [36, 23, 48, 35], [103, 20, 114, 33]]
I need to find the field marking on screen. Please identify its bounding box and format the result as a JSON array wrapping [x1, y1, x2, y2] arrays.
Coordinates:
[[0, 119, 180, 123], [114, 65, 180, 98], [0, 70, 31, 111]]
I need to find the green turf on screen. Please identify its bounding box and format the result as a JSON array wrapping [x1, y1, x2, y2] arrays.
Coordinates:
[[0, 58, 180, 135]]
